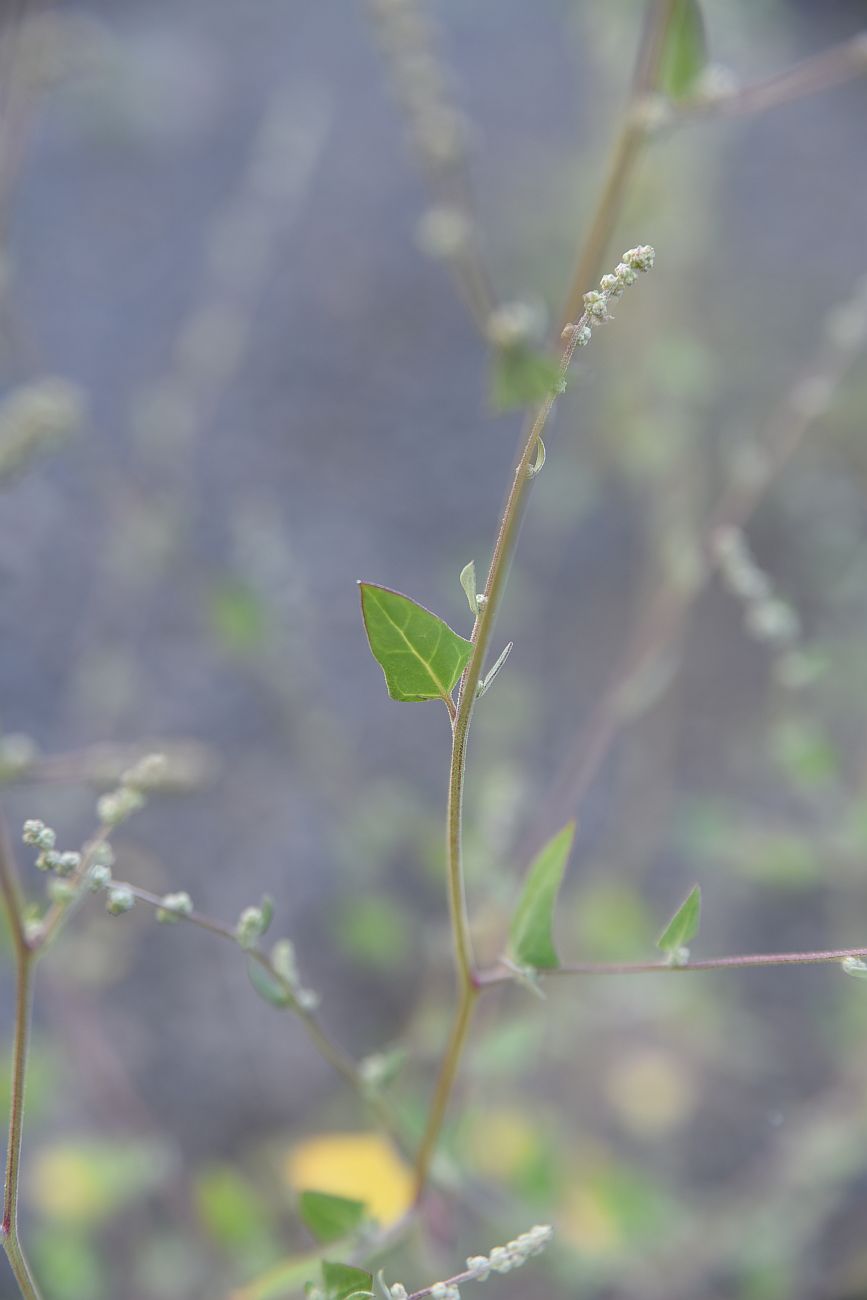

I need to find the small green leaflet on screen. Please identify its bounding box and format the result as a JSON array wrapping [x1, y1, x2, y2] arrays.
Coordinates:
[[841, 957, 867, 981], [490, 343, 564, 412], [247, 956, 293, 1008], [460, 560, 478, 616], [299, 1191, 366, 1245], [359, 583, 472, 704], [509, 822, 576, 970], [657, 885, 701, 955], [321, 1261, 374, 1300], [657, 0, 707, 99]]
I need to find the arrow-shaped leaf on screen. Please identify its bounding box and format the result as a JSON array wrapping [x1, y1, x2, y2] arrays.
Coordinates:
[[299, 1191, 366, 1245], [359, 583, 472, 704], [509, 822, 575, 970], [657, 885, 701, 955]]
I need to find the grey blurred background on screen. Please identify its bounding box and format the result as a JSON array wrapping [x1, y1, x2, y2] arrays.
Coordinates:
[[2, 2, 867, 1298]]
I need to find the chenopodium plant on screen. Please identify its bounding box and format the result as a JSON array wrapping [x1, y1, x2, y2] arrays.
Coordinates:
[[5, 4, 867, 1298], [0, 248, 651, 1300]]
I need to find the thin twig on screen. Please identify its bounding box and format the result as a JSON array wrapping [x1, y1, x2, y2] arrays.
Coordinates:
[[478, 945, 867, 987], [675, 31, 867, 123], [0, 814, 42, 1300]]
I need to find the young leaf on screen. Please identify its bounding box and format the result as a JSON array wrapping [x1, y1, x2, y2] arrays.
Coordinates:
[[657, 0, 707, 99], [359, 583, 472, 704], [460, 560, 478, 616], [476, 641, 513, 698], [841, 957, 867, 981], [299, 1191, 366, 1245], [490, 343, 563, 412], [657, 885, 701, 955], [509, 822, 576, 970], [247, 957, 293, 1008], [322, 1261, 374, 1300]]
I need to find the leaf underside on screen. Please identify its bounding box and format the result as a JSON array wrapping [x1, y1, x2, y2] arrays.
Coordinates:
[[359, 583, 472, 703]]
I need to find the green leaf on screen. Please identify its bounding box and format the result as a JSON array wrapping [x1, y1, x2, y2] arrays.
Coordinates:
[[460, 561, 478, 616], [299, 1192, 366, 1245], [657, 885, 701, 955], [476, 642, 513, 699], [321, 1261, 374, 1300], [842, 957, 867, 981], [657, 0, 707, 99], [247, 957, 293, 1009], [509, 822, 575, 970], [490, 344, 563, 412], [359, 583, 472, 704]]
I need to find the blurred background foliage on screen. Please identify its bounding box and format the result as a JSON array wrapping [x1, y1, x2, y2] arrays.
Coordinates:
[[2, 1, 867, 1297]]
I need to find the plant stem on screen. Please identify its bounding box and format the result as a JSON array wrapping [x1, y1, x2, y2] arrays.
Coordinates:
[[477, 945, 867, 986], [0, 819, 42, 1300], [414, 303, 607, 1196], [412, 983, 477, 1199], [559, 0, 675, 327], [675, 30, 867, 123]]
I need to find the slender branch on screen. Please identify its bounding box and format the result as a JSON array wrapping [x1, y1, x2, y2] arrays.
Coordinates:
[[412, 984, 477, 1199], [115, 882, 364, 1092], [0, 816, 28, 960], [0, 816, 42, 1300], [559, 0, 675, 327], [676, 31, 867, 123], [478, 945, 867, 986]]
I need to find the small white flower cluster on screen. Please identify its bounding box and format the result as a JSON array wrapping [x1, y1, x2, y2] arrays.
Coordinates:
[[470, 1224, 553, 1278], [96, 753, 165, 827], [236, 904, 319, 1009], [485, 301, 545, 351], [22, 820, 80, 877], [563, 246, 655, 349], [106, 885, 135, 916], [236, 904, 269, 950], [712, 526, 814, 688], [388, 1225, 553, 1300], [272, 938, 320, 1011], [369, 0, 467, 171], [156, 891, 194, 924]]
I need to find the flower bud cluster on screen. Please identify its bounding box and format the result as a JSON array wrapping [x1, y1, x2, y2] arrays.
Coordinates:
[[156, 891, 194, 923], [271, 938, 320, 1011], [236, 904, 268, 950], [485, 301, 544, 351], [562, 247, 655, 349], [95, 752, 166, 826], [369, 0, 467, 171], [712, 526, 812, 687], [387, 1224, 553, 1300], [106, 885, 135, 916], [22, 820, 82, 877], [479, 1224, 553, 1275]]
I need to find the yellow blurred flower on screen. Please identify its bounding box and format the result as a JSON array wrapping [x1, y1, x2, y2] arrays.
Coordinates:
[[283, 1132, 413, 1228]]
